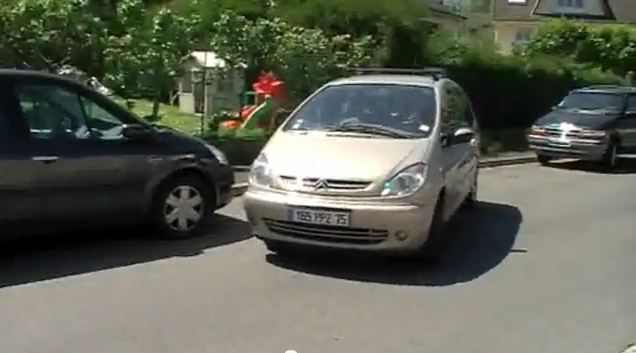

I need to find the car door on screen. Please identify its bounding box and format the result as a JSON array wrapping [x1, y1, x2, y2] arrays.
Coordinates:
[[452, 87, 479, 200], [439, 84, 464, 215], [12, 78, 157, 223], [0, 80, 41, 225]]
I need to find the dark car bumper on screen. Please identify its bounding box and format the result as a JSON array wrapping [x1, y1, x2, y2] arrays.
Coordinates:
[[528, 136, 608, 161]]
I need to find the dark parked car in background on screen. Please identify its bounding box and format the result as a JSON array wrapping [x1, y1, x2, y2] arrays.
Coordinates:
[[528, 85, 636, 169], [0, 70, 234, 238]]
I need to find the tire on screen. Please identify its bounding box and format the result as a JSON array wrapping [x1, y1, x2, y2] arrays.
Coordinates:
[[414, 193, 447, 262], [602, 141, 619, 171], [151, 175, 213, 239], [537, 154, 551, 166]]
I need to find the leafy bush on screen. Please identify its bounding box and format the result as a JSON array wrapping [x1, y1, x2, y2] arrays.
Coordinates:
[[524, 20, 636, 76], [480, 129, 529, 156], [201, 128, 270, 165]]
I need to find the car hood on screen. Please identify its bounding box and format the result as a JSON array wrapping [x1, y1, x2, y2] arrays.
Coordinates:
[[263, 132, 429, 180], [155, 126, 208, 152], [536, 110, 620, 130]]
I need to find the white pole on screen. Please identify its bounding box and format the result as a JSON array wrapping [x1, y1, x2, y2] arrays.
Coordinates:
[[202, 51, 208, 135]]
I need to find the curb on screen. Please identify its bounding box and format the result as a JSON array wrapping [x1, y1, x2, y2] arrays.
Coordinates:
[[230, 155, 537, 196], [477, 155, 536, 168]]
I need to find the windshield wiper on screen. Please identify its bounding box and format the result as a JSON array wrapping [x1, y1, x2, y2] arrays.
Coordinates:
[[329, 123, 415, 139]]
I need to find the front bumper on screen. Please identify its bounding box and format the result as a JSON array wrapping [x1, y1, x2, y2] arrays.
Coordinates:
[[528, 135, 608, 161], [243, 188, 437, 253]]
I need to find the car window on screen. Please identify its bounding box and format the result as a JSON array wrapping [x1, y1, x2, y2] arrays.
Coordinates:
[[15, 84, 89, 140], [283, 84, 437, 138], [15, 84, 126, 141], [442, 86, 472, 129], [79, 96, 126, 140], [627, 95, 636, 113]]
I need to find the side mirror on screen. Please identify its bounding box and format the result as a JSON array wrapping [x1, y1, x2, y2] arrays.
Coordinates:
[[453, 127, 476, 145], [122, 124, 153, 140]]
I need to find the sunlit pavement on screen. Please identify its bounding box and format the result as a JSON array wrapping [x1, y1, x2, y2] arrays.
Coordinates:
[[1, 161, 635, 353]]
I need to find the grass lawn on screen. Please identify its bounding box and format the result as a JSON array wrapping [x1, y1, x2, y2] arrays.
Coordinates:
[[127, 99, 204, 134]]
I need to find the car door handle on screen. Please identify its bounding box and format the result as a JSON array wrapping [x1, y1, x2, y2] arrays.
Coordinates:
[[32, 156, 59, 163]]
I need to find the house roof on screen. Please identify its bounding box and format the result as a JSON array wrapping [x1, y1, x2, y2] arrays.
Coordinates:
[[494, 0, 636, 23], [607, 0, 636, 23]]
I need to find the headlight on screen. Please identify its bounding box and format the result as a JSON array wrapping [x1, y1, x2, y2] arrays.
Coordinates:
[[249, 153, 271, 187], [381, 163, 427, 197], [530, 125, 546, 135], [579, 129, 607, 139], [206, 144, 229, 165]]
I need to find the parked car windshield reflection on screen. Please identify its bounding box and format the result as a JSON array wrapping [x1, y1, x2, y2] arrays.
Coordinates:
[[557, 92, 623, 112], [283, 84, 437, 138]]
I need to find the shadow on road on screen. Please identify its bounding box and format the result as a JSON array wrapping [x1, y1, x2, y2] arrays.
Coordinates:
[[548, 159, 636, 174], [266, 201, 523, 286], [0, 214, 251, 289]]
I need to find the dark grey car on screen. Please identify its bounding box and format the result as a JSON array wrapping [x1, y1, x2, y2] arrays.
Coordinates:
[[0, 70, 234, 238], [528, 85, 636, 169]]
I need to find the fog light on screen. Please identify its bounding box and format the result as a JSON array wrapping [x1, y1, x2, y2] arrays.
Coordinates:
[[395, 231, 409, 241]]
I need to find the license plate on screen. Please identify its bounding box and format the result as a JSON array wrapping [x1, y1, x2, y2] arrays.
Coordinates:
[[287, 208, 351, 227]]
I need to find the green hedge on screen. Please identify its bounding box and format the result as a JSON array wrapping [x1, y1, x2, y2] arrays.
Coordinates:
[[442, 52, 620, 130], [201, 128, 269, 165], [427, 32, 621, 130]]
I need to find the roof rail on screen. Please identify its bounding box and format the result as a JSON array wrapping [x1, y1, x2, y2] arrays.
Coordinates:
[[340, 66, 449, 81]]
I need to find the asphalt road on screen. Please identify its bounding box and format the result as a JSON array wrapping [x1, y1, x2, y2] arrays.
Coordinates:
[[1, 161, 635, 353]]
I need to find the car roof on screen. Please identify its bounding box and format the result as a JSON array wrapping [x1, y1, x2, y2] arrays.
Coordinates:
[[0, 68, 67, 79], [327, 74, 440, 88], [574, 85, 636, 95], [0, 69, 96, 91]]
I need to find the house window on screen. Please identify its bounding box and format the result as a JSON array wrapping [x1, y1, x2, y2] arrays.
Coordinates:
[[558, 0, 584, 8], [515, 29, 533, 42]]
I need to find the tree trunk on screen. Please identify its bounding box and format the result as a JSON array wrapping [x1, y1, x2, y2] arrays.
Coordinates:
[[152, 91, 161, 120]]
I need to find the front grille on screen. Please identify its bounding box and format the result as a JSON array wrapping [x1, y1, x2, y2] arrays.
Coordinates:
[[543, 127, 587, 139], [263, 219, 388, 245], [531, 127, 606, 143], [278, 176, 371, 192]]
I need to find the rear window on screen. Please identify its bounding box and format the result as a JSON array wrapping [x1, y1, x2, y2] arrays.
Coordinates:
[[558, 92, 624, 112], [283, 84, 437, 138]]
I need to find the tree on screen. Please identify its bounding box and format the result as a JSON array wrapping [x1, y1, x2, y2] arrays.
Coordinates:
[[273, 0, 430, 68], [210, 11, 379, 100], [0, 0, 107, 74]]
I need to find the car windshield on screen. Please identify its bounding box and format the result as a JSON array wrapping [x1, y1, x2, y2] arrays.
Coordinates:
[[283, 84, 437, 138], [557, 92, 623, 112]]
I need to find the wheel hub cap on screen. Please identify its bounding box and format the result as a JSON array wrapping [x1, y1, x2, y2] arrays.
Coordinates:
[[163, 186, 203, 231]]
